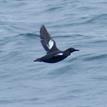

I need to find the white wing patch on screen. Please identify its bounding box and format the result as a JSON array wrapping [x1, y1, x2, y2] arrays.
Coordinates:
[[48, 40, 54, 50], [57, 53, 63, 55]]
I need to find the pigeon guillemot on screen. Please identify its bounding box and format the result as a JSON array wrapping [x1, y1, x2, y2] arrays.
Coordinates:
[[34, 25, 79, 63]]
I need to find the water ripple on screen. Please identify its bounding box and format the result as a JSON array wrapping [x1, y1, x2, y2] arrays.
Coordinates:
[[0, 0, 107, 107], [83, 53, 107, 61]]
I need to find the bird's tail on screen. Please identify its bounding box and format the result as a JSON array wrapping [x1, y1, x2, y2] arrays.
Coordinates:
[[33, 58, 41, 62]]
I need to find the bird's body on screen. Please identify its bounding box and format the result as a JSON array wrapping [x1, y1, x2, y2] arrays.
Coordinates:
[[34, 25, 79, 63], [35, 52, 66, 63]]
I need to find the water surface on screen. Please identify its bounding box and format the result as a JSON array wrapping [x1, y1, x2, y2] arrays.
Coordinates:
[[0, 0, 107, 107]]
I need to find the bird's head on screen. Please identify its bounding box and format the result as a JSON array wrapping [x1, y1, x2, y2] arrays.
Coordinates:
[[64, 47, 79, 55], [68, 48, 79, 52]]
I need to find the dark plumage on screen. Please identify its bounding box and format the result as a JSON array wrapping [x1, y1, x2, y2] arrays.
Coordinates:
[[34, 25, 79, 63]]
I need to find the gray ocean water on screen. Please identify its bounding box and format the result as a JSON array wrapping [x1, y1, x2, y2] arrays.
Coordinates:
[[0, 0, 107, 107]]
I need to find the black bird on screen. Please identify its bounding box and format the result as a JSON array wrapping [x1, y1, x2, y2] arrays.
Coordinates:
[[34, 25, 79, 63]]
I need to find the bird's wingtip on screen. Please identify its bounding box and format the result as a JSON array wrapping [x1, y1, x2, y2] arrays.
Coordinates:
[[40, 25, 46, 32], [41, 25, 46, 29], [40, 25, 49, 36]]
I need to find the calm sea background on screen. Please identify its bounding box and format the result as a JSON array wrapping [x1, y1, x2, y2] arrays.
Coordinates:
[[0, 0, 107, 107]]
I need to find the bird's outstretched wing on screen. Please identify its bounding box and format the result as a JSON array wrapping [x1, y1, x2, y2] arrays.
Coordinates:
[[40, 25, 60, 53]]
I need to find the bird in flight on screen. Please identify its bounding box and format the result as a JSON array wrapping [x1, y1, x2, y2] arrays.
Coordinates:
[[34, 25, 79, 63]]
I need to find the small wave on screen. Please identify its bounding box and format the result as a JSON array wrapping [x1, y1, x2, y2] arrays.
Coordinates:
[[83, 54, 107, 61], [46, 6, 62, 12], [48, 64, 72, 76], [0, 97, 38, 104], [19, 33, 39, 38], [55, 34, 84, 38], [54, 35, 72, 38], [53, 13, 107, 27], [90, 39, 107, 44], [93, 75, 107, 81], [67, 57, 79, 63], [85, 14, 107, 24], [0, 33, 39, 46]]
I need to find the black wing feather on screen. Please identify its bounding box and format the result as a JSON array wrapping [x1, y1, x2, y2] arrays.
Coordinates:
[[40, 25, 59, 53]]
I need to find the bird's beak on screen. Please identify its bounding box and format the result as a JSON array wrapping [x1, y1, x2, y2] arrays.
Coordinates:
[[74, 49, 79, 51]]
